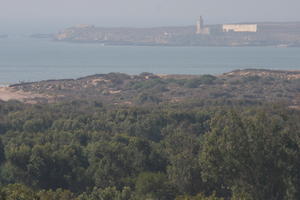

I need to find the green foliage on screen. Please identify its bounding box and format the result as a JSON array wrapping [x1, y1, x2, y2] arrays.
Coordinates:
[[135, 92, 161, 104], [0, 139, 5, 166], [78, 186, 132, 200], [184, 75, 216, 88], [164, 129, 203, 195], [0, 184, 39, 200], [176, 193, 224, 200], [129, 78, 166, 90], [200, 109, 300, 200], [135, 172, 175, 200], [0, 101, 299, 199], [38, 189, 76, 200]]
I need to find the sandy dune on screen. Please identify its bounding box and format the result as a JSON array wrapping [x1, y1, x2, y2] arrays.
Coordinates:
[[0, 87, 44, 102]]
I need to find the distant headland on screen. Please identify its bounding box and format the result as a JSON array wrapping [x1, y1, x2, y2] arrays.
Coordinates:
[[50, 17, 300, 47]]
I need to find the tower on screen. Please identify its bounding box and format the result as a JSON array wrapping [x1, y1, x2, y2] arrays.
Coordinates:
[[196, 16, 204, 34]]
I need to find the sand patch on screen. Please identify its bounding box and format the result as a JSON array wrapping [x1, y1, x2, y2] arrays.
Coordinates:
[[0, 87, 44, 102]]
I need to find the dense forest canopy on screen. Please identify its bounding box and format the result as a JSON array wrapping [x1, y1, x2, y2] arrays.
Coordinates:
[[0, 99, 299, 200]]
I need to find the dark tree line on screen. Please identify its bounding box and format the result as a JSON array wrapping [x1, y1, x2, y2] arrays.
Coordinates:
[[0, 100, 299, 199]]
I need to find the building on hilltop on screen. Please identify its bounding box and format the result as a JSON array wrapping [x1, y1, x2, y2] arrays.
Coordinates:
[[222, 24, 258, 33], [196, 16, 204, 34], [196, 16, 210, 35]]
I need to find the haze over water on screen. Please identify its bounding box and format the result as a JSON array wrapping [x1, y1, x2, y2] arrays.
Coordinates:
[[1, 37, 300, 84]]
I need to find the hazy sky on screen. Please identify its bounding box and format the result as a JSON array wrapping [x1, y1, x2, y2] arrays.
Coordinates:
[[1, 0, 300, 33]]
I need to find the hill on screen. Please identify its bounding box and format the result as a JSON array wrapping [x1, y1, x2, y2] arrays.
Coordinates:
[[0, 69, 300, 199], [1, 69, 299, 108]]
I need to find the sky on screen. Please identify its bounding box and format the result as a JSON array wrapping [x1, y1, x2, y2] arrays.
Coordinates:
[[1, 0, 300, 33]]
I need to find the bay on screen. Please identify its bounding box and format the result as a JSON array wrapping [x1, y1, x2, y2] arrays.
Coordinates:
[[0, 36, 300, 84]]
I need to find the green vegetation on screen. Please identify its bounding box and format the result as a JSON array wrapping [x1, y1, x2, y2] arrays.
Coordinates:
[[10, 70, 300, 109], [0, 99, 299, 199], [0, 69, 299, 199]]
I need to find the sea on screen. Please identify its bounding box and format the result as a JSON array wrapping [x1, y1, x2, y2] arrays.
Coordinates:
[[0, 36, 300, 85]]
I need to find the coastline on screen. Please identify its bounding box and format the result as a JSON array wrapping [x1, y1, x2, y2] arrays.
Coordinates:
[[53, 39, 300, 48]]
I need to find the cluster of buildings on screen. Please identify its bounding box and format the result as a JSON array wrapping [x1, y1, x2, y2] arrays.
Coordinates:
[[196, 16, 258, 35]]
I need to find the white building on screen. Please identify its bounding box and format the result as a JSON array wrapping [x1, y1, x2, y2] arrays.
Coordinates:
[[222, 24, 258, 33]]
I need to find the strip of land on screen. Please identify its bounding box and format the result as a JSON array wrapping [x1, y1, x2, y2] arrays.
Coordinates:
[[52, 22, 300, 47], [1, 69, 299, 108]]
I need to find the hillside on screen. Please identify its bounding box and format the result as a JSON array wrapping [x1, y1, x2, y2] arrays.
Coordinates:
[[1, 69, 299, 108], [0, 69, 299, 199], [0, 74, 299, 199]]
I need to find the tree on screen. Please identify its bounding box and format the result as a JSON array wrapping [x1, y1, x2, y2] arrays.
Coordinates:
[[0, 139, 5, 165], [0, 184, 39, 200], [176, 193, 224, 200], [135, 172, 175, 200], [164, 129, 203, 195], [200, 109, 300, 200], [38, 189, 76, 200], [77, 186, 132, 200]]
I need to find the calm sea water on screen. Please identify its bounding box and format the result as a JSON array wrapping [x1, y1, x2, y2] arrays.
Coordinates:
[[0, 36, 300, 84]]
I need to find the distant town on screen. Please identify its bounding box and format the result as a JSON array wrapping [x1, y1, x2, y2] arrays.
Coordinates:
[[38, 17, 300, 47]]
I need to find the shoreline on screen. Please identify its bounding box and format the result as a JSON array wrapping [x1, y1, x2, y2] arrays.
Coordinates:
[[1, 68, 300, 86], [53, 39, 300, 48]]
